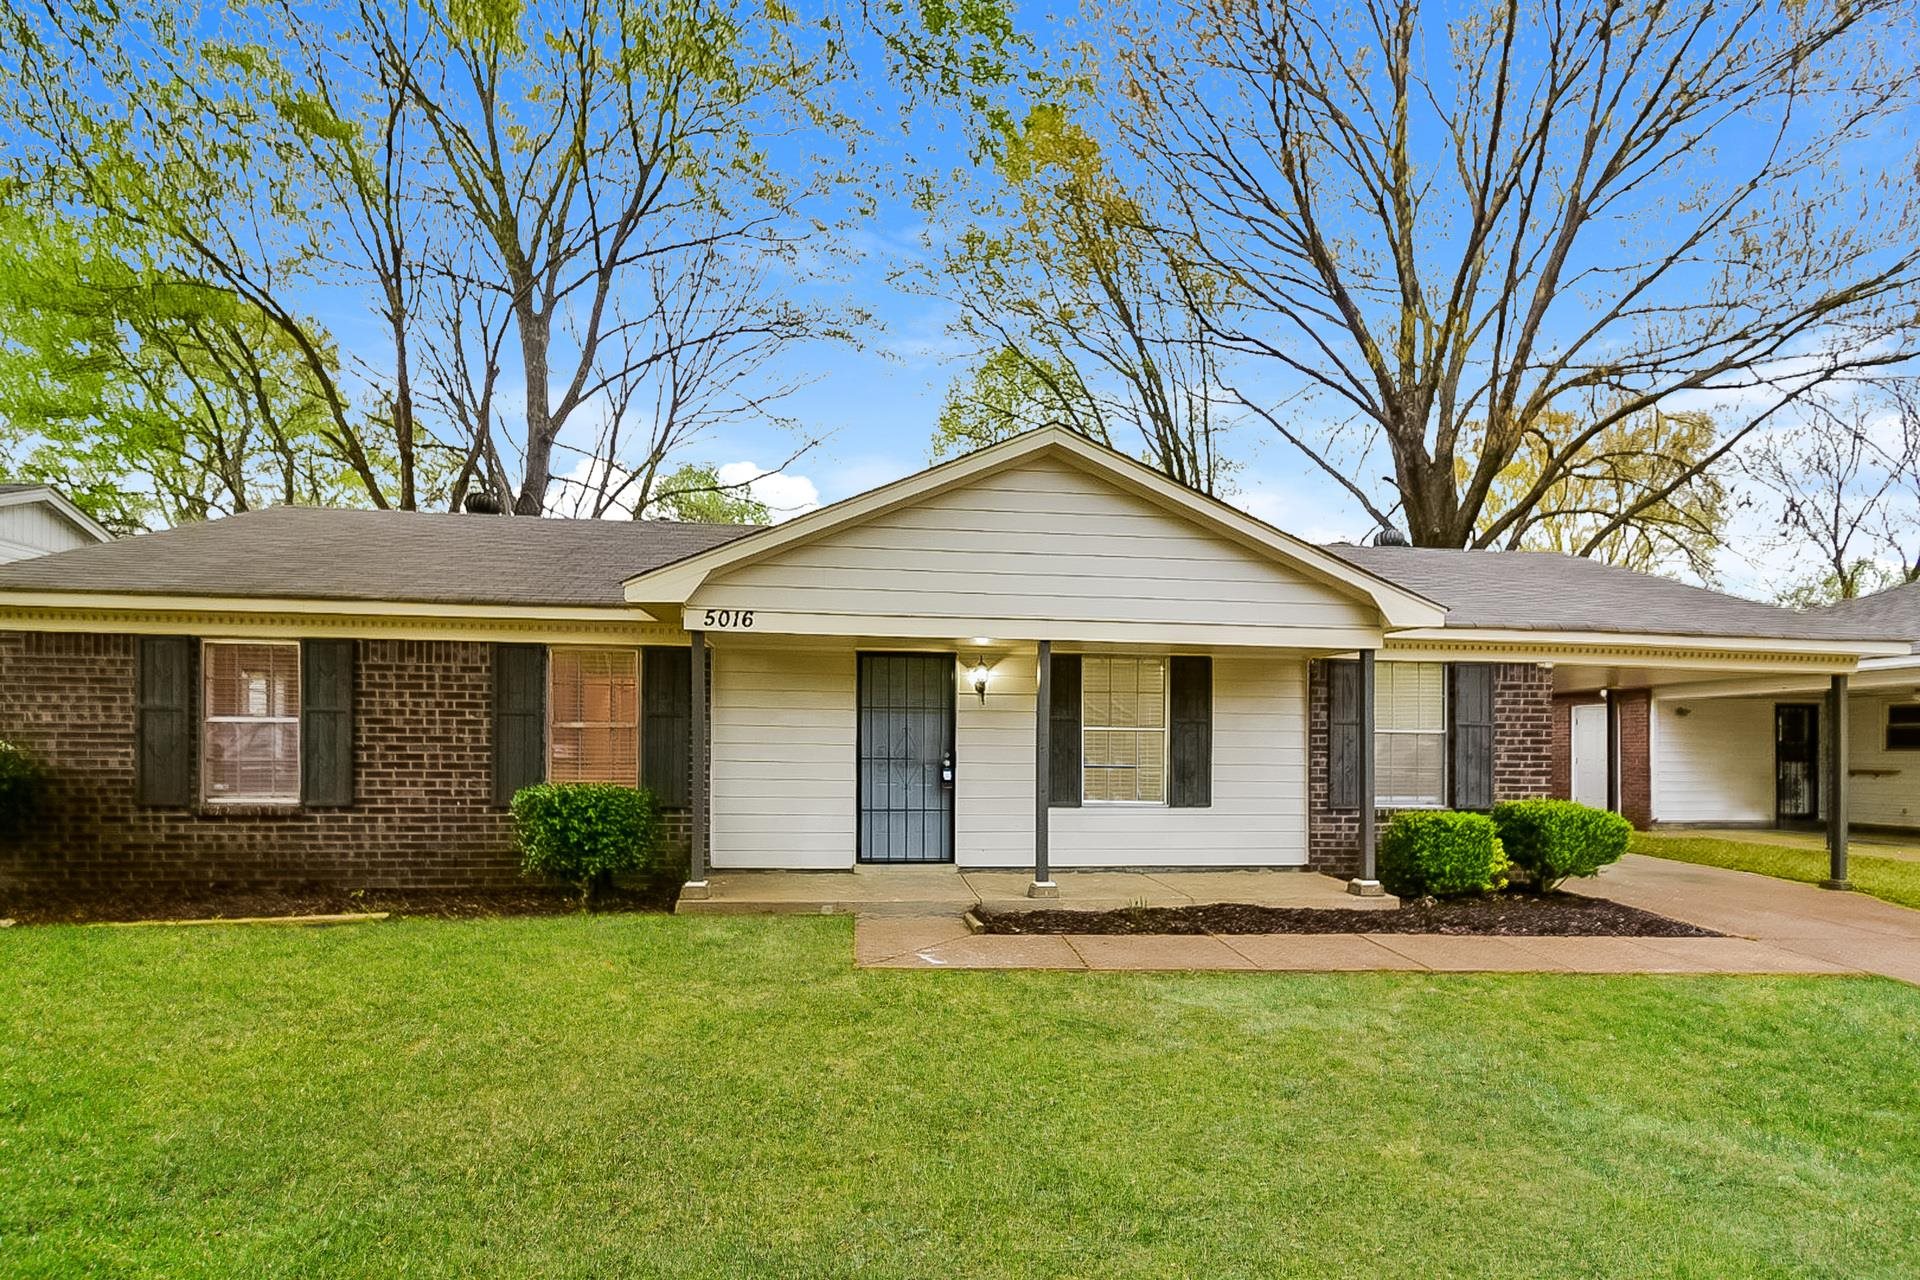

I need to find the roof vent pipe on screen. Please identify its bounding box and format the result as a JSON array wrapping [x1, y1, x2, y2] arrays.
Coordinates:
[[462, 491, 505, 515], [1370, 526, 1410, 547]]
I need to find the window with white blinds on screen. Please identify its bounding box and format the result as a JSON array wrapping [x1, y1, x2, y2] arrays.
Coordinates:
[[1082, 655, 1167, 804], [202, 641, 301, 803], [1376, 661, 1447, 807], [548, 648, 639, 784]]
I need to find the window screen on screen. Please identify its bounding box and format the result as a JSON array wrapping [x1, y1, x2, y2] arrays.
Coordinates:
[[1082, 656, 1167, 803], [202, 641, 301, 803], [549, 648, 639, 784]]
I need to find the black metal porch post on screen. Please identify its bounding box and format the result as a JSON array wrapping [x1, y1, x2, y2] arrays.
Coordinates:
[[684, 629, 710, 898], [1824, 673, 1851, 890], [1605, 690, 1621, 814], [1030, 639, 1056, 897]]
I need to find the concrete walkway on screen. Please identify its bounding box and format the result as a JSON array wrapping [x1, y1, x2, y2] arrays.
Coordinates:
[[853, 855, 1920, 982], [679, 866, 1395, 917]]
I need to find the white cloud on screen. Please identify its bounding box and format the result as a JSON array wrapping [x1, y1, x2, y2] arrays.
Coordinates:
[[718, 461, 819, 521]]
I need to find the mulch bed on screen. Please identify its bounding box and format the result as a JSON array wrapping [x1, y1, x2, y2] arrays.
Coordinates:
[[974, 892, 1721, 938], [1, 884, 670, 926]]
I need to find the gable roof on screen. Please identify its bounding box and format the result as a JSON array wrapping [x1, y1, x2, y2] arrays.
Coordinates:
[[1328, 544, 1908, 644], [621, 428, 1449, 630], [0, 506, 751, 608], [0, 484, 114, 544]]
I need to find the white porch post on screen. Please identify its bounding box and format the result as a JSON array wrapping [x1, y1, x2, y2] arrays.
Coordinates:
[[682, 629, 711, 900], [1030, 639, 1058, 897], [1348, 649, 1383, 896], [1824, 673, 1851, 890]]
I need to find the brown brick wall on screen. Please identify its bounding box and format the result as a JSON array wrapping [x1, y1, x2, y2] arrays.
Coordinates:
[[0, 632, 692, 897], [1308, 660, 1556, 877]]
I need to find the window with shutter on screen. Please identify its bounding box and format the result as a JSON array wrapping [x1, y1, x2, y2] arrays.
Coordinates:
[[1376, 661, 1447, 808], [548, 648, 639, 784], [1081, 655, 1168, 804], [201, 641, 301, 804]]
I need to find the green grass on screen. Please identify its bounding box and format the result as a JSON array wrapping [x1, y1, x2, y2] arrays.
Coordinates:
[[1631, 830, 1920, 911], [4, 916, 1920, 1278]]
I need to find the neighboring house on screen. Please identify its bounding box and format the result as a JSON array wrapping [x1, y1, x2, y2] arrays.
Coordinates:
[[0, 430, 1903, 899], [1566, 578, 1920, 833], [0, 484, 113, 563]]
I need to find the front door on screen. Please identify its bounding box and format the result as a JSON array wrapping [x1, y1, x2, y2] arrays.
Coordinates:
[[1775, 703, 1820, 825], [858, 652, 955, 863]]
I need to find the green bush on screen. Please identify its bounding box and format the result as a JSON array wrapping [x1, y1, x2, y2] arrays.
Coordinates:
[[1378, 810, 1508, 898], [510, 783, 663, 908], [1493, 799, 1632, 891], [0, 740, 45, 840]]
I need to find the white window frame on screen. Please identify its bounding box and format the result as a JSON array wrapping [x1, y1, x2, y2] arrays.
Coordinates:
[[1375, 661, 1448, 809], [1080, 654, 1170, 806], [200, 639, 302, 806], [546, 645, 641, 785]]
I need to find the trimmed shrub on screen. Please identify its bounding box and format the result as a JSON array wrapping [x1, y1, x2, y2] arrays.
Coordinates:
[[0, 740, 44, 840], [1378, 810, 1509, 899], [1493, 799, 1631, 891], [511, 783, 663, 908]]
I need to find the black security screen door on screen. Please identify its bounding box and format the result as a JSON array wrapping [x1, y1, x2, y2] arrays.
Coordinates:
[[858, 652, 955, 864], [1775, 703, 1820, 824]]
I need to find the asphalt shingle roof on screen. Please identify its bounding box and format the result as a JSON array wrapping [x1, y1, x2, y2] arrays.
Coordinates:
[[0, 503, 1903, 644], [1325, 544, 1907, 643], [0, 506, 754, 608], [1811, 580, 1920, 646]]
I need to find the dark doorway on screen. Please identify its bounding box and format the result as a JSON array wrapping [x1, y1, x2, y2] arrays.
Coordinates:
[[857, 652, 956, 864], [1775, 703, 1820, 825]]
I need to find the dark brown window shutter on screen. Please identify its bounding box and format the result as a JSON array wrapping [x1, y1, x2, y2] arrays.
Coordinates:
[[1048, 652, 1082, 807], [493, 644, 547, 804], [1167, 656, 1212, 807], [1448, 663, 1496, 810], [641, 646, 692, 808], [136, 636, 194, 806], [300, 639, 355, 807], [1327, 659, 1362, 809]]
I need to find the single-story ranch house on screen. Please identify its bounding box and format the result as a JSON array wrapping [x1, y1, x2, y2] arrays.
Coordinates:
[[0, 430, 1905, 901]]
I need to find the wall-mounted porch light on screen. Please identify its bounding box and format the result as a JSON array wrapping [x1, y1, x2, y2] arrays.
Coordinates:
[[968, 657, 992, 703]]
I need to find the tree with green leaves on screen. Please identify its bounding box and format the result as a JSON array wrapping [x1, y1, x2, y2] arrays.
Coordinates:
[[926, 99, 1234, 492]]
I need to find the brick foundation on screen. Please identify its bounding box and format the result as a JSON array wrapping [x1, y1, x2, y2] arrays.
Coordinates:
[[1308, 660, 1556, 876]]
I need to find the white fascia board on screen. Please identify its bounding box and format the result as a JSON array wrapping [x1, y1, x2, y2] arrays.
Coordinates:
[[623, 428, 1447, 629], [0, 488, 114, 543], [1387, 627, 1911, 660]]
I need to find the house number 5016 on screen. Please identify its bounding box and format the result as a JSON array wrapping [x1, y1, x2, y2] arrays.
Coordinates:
[[701, 609, 755, 629]]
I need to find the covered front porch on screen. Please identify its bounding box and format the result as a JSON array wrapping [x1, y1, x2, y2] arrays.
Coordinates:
[[674, 864, 1397, 916]]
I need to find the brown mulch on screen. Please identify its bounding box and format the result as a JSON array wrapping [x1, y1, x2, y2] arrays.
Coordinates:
[[0, 884, 672, 926], [973, 892, 1721, 938]]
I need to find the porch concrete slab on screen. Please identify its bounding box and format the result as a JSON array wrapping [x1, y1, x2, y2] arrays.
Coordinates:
[[1367, 934, 1574, 972], [1142, 870, 1397, 910], [960, 870, 1191, 906], [1219, 933, 1424, 971], [1064, 933, 1257, 971], [867, 932, 1086, 970], [853, 915, 975, 966]]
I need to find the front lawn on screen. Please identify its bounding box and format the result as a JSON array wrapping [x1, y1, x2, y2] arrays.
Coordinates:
[[1631, 829, 1920, 911], [5, 916, 1919, 1278]]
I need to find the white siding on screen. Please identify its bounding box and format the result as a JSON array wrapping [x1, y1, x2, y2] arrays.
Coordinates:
[[1650, 696, 1775, 824], [955, 649, 1308, 868], [709, 642, 1311, 869], [708, 644, 856, 869], [0, 501, 95, 563], [688, 456, 1374, 641], [1845, 690, 1920, 828]]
